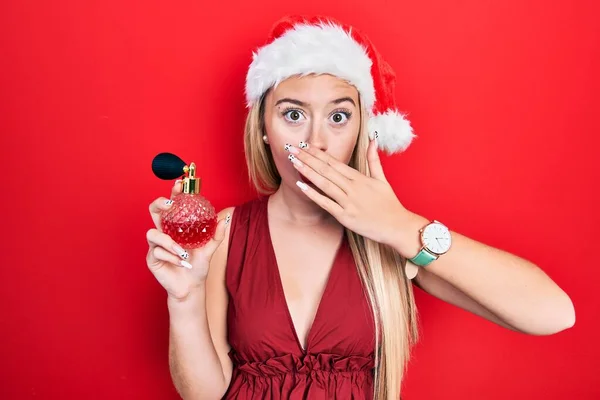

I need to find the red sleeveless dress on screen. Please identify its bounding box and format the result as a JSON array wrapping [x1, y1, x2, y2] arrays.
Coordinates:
[[223, 195, 376, 399]]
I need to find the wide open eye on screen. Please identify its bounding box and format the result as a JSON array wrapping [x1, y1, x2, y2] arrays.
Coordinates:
[[330, 112, 348, 124], [329, 109, 352, 125], [282, 109, 306, 123]]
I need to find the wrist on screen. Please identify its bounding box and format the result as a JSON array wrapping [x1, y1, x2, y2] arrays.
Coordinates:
[[167, 285, 206, 312], [386, 211, 429, 259]]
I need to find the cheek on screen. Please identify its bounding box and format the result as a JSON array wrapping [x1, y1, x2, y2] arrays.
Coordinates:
[[334, 125, 361, 164], [264, 120, 302, 173], [338, 143, 358, 165], [268, 118, 310, 149]]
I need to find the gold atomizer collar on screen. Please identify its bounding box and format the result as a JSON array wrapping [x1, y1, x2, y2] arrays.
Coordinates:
[[182, 162, 202, 194]]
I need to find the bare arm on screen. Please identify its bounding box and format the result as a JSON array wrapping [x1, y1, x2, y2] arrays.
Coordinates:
[[392, 212, 575, 336], [412, 266, 521, 332], [168, 207, 235, 399]]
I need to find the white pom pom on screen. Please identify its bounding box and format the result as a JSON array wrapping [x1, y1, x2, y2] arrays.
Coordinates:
[[367, 110, 416, 154]]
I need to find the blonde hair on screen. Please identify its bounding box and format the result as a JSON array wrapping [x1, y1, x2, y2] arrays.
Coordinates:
[[243, 89, 419, 400]]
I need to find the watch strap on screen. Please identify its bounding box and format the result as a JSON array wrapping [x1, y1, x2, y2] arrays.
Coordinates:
[[409, 248, 438, 267]]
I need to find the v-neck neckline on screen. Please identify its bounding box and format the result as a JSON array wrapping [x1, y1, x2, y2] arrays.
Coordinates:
[[263, 195, 345, 354]]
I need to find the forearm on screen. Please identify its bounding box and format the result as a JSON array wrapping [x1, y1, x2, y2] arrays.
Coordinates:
[[390, 212, 575, 335], [168, 287, 227, 399]]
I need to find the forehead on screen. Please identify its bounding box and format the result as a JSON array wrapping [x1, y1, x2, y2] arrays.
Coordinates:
[[270, 74, 359, 104]]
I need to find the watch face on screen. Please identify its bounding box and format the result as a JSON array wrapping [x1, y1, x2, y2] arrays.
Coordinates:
[[422, 222, 452, 255]]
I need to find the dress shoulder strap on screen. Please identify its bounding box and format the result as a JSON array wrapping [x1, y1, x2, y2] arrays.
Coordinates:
[[225, 196, 269, 291]]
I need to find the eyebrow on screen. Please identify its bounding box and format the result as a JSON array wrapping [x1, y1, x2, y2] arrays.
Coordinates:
[[274, 97, 356, 107], [275, 98, 307, 107], [331, 97, 356, 106]]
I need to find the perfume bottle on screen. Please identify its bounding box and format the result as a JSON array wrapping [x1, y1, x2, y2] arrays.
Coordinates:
[[152, 152, 218, 250]]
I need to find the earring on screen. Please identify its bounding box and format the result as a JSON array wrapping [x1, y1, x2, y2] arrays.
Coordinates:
[[262, 135, 269, 145]]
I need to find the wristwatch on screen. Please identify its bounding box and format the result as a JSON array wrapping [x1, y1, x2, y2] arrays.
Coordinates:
[[408, 220, 452, 267]]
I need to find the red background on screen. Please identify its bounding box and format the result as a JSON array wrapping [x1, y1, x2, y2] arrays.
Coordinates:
[[1, 0, 598, 399]]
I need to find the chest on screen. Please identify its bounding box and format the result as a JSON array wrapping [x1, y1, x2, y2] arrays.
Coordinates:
[[225, 205, 376, 356], [269, 223, 343, 348], [271, 224, 340, 297]]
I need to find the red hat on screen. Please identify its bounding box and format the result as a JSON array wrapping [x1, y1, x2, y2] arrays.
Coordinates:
[[245, 15, 416, 154]]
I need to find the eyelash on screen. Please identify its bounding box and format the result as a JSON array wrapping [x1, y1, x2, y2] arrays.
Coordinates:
[[280, 107, 303, 120], [280, 107, 353, 124]]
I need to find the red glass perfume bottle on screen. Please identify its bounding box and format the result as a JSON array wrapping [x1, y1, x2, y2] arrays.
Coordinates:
[[159, 161, 217, 250]]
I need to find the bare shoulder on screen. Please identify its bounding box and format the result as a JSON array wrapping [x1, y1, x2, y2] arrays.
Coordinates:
[[205, 205, 236, 292], [210, 206, 236, 272], [218, 206, 236, 220], [217, 206, 236, 246], [205, 205, 237, 388]]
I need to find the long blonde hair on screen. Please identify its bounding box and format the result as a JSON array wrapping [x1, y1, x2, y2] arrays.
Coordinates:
[[243, 89, 419, 400]]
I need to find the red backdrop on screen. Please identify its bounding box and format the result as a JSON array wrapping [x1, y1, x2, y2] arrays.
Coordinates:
[[1, 0, 598, 398]]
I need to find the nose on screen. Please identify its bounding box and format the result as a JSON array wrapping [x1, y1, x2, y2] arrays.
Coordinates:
[[307, 121, 327, 151]]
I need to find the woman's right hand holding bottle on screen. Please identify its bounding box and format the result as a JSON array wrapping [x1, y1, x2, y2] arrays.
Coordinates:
[[146, 181, 230, 301]]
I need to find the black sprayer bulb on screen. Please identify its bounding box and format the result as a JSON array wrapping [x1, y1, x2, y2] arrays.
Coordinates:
[[151, 152, 187, 180]]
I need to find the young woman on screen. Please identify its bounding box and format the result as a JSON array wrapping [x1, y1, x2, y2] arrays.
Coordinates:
[[145, 15, 575, 400]]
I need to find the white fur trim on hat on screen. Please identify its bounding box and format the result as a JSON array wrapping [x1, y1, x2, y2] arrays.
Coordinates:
[[245, 21, 375, 109], [368, 110, 416, 154]]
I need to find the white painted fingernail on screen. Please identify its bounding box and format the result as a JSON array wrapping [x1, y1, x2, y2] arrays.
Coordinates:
[[288, 154, 303, 167], [296, 181, 309, 191], [285, 143, 300, 154], [225, 213, 231, 225], [180, 260, 193, 269], [164, 200, 174, 206], [172, 243, 189, 260], [299, 141, 309, 149]]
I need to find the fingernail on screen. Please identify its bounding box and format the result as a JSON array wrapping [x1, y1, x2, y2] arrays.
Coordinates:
[[225, 213, 231, 225], [296, 181, 309, 191], [299, 141, 309, 149], [288, 154, 303, 167], [172, 243, 189, 260], [164, 200, 174, 206], [284, 143, 300, 154], [369, 131, 378, 141], [180, 260, 193, 269]]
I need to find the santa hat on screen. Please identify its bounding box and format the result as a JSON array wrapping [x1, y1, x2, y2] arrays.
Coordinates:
[[245, 15, 416, 154]]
